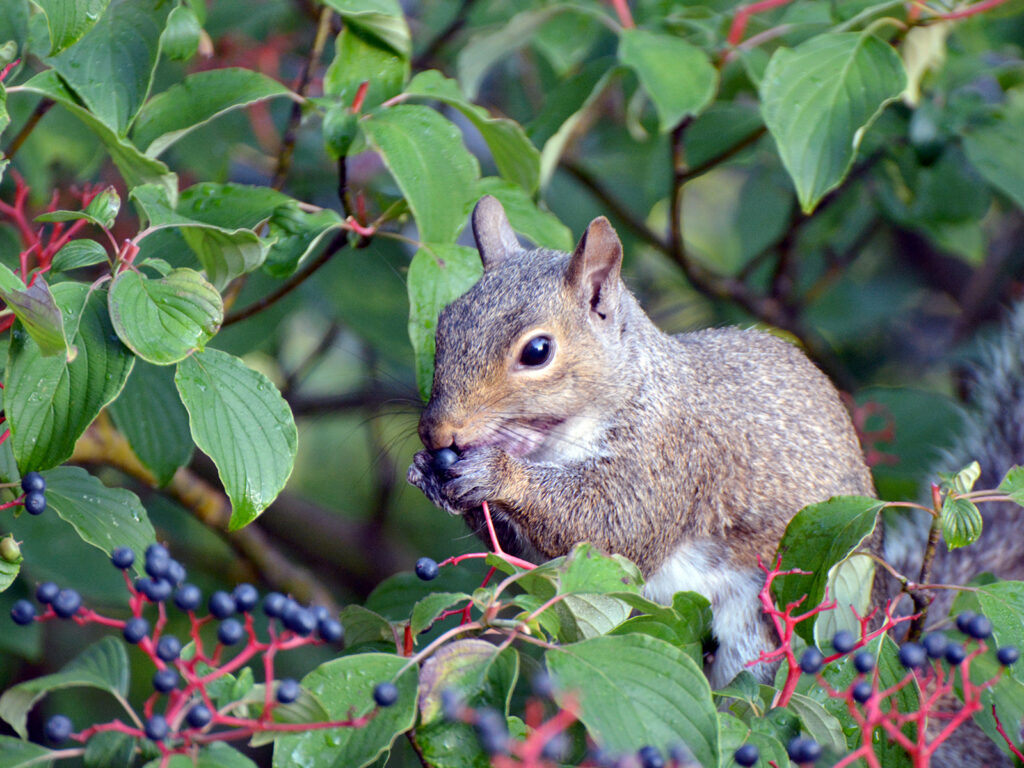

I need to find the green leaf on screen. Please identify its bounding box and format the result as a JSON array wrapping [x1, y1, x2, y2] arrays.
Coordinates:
[[39, 185, 122, 229], [0, 735, 56, 767], [410, 592, 471, 635], [760, 32, 906, 212], [361, 104, 479, 245], [998, 466, 1024, 506], [34, 0, 110, 55], [0, 264, 70, 358], [786, 692, 847, 755], [0, 557, 19, 595], [51, 239, 109, 272], [556, 593, 633, 643], [133, 69, 294, 158], [152, 743, 258, 768], [941, 495, 983, 550], [264, 204, 345, 278], [338, 604, 393, 647], [939, 460, 981, 494], [272, 654, 418, 768], [719, 711, 788, 768], [618, 28, 717, 132], [45, 0, 170, 134], [772, 496, 883, 644], [974, 581, 1024, 650], [547, 634, 718, 766], [963, 107, 1024, 211], [175, 348, 297, 530], [83, 730, 135, 768], [323, 25, 408, 114], [6, 283, 134, 472], [322, 0, 410, 59], [108, 268, 222, 365], [108, 361, 193, 486], [161, 4, 201, 62], [19, 70, 178, 200], [475, 177, 572, 251], [43, 466, 156, 566], [405, 70, 541, 193], [0, 637, 129, 738], [406, 244, 482, 399]]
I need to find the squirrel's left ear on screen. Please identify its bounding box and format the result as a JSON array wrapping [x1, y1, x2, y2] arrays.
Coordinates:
[[566, 216, 622, 323], [472, 196, 520, 271]]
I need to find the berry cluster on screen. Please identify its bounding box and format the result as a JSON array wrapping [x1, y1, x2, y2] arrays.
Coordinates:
[[7, 542, 405, 763], [20, 471, 47, 516]]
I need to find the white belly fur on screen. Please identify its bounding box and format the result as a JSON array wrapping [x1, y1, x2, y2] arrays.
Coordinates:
[[643, 541, 774, 689]]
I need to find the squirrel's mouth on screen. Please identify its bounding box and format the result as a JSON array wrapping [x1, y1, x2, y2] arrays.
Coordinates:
[[476, 418, 565, 459]]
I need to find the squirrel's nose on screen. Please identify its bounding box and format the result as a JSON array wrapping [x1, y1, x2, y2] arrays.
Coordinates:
[[418, 407, 459, 451]]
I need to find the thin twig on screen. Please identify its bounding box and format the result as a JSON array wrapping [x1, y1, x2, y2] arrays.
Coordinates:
[[4, 99, 54, 159]]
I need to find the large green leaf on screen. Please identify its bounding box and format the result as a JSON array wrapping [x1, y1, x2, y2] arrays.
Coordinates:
[[263, 204, 345, 278], [108, 361, 193, 487], [975, 581, 1024, 650], [940, 495, 983, 550], [963, 106, 1024, 211], [405, 70, 541, 193], [322, 0, 410, 59], [0, 557, 19, 595], [361, 104, 479, 245], [323, 25, 408, 115], [175, 348, 297, 530], [133, 69, 295, 158], [475, 177, 572, 251], [546, 634, 718, 767], [151, 744, 258, 768], [34, 0, 110, 54], [272, 654, 418, 768], [998, 466, 1024, 506], [45, 0, 170, 134], [406, 243, 482, 399], [760, 32, 906, 212], [618, 28, 717, 132], [6, 283, 134, 472], [43, 466, 155, 567], [0, 637, 129, 738], [108, 268, 222, 365], [772, 496, 883, 644], [17, 70, 178, 200], [51, 239, 109, 273], [0, 735, 56, 767], [0, 264, 69, 359]]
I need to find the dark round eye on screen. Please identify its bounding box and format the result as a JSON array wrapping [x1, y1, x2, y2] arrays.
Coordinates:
[[519, 335, 553, 367]]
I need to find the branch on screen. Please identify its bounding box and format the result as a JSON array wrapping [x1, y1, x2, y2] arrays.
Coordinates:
[[3, 99, 54, 159]]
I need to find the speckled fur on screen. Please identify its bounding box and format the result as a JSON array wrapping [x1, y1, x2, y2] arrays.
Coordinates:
[[408, 197, 876, 687]]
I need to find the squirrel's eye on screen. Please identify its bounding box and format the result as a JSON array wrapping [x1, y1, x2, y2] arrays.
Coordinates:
[[519, 335, 553, 367]]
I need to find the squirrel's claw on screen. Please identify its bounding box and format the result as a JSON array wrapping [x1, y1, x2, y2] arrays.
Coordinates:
[[407, 450, 464, 516], [440, 446, 507, 510]]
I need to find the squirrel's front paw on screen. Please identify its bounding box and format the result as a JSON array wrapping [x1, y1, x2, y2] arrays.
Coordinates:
[[441, 446, 509, 509], [407, 450, 463, 516]]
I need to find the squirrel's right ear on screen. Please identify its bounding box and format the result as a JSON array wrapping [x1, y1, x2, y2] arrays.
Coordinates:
[[566, 217, 623, 324], [472, 196, 519, 271]]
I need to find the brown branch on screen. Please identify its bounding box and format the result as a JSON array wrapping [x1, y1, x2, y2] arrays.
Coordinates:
[[412, 0, 474, 69], [677, 125, 767, 184], [4, 99, 54, 159], [223, 230, 348, 326], [288, 386, 420, 417]]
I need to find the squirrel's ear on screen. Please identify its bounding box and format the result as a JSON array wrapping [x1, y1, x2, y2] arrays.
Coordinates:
[[472, 196, 519, 271], [566, 216, 622, 323]]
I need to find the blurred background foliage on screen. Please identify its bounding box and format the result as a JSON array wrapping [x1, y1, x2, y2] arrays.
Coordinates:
[[0, 0, 1022, 763]]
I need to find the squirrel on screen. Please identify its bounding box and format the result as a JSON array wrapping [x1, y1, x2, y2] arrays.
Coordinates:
[[406, 195, 878, 689]]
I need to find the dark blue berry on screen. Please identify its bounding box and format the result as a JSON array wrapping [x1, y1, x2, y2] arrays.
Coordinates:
[[111, 547, 135, 570], [123, 617, 150, 644], [955, 611, 977, 634], [232, 583, 259, 613], [432, 448, 458, 474], [997, 646, 1019, 666], [441, 688, 460, 721], [541, 732, 570, 762], [24, 491, 46, 515], [638, 745, 664, 768], [166, 559, 186, 586], [311, 605, 330, 622], [145, 543, 169, 561], [966, 614, 993, 640], [174, 584, 202, 612], [36, 581, 59, 604], [145, 714, 169, 741], [52, 589, 81, 618], [282, 604, 316, 636], [899, 642, 927, 669], [831, 630, 857, 654], [145, 550, 170, 579], [208, 590, 235, 618], [945, 644, 967, 666], [531, 671, 554, 697], [156, 635, 181, 662], [44, 714, 72, 743], [851, 680, 873, 703], [21, 471, 46, 494], [277, 678, 300, 704], [853, 651, 875, 674], [218, 618, 244, 645], [669, 744, 694, 764], [799, 647, 824, 674], [415, 557, 440, 581], [145, 578, 173, 602], [186, 704, 212, 729], [734, 743, 760, 766], [262, 591, 287, 618], [787, 737, 822, 763], [922, 633, 948, 659], [318, 617, 344, 643], [373, 681, 399, 707], [11, 599, 35, 625], [153, 667, 179, 693], [474, 707, 508, 755]]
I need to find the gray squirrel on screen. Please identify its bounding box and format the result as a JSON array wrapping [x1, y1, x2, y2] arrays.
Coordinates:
[[407, 196, 878, 688]]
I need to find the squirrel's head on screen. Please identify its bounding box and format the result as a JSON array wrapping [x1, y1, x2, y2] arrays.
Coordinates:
[[419, 196, 631, 459]]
